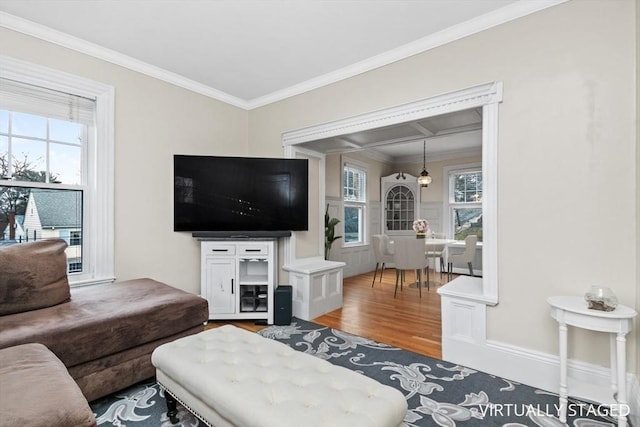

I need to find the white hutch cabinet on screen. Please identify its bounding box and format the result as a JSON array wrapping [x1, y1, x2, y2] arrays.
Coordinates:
[[381, 173, 421, 237], [200, 239, 276, 324]]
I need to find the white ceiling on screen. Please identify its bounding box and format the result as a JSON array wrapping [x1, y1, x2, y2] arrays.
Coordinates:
[[0, 0, 564, 109]]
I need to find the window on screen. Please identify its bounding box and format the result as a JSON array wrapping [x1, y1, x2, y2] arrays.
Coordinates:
[[1, 82, 89, 275], [449, 169, 483, 241], [343, 160, 366, 245], [0, 56, 114, 286]]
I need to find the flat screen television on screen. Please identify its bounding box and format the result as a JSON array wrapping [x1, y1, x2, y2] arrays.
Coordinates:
[[174, 155, 308, 236]]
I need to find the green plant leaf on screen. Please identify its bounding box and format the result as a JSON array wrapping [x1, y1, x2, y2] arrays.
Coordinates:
[[324, 204, 342, 259]]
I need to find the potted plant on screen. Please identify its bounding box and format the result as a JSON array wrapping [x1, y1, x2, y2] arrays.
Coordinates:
[[325, 204, 342, 259]]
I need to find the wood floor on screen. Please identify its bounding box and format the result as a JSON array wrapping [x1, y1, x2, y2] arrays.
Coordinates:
[[207, 266, 454, 360]]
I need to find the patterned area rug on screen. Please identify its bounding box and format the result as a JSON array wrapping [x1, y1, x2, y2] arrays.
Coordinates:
[[90, 319, 616, 426]]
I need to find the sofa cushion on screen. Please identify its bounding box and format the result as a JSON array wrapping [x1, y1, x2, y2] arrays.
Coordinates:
[[0, 239, 70, 316], [0, 278, 208, 368], [0, 343, 97, 427]]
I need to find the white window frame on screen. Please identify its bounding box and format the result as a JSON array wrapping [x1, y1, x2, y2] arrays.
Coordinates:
[[443, 162, 482, 241], [342, 157, 367, 247], [0, 55, 115, 286]]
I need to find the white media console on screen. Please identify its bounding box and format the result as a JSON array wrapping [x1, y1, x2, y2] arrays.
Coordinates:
[[199, 238, 276, 325], [197, 232, 346, 324]]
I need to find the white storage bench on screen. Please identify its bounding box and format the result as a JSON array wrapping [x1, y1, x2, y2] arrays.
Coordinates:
[[151, 325, 407, 427]]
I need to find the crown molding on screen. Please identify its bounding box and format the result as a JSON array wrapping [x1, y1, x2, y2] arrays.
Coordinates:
[[283, 81, 502, 146], [1, 0, 566, 110], [0, 11, 250, 109]]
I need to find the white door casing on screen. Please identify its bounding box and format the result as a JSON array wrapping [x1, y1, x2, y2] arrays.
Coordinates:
[[281, 81, 502, 305]]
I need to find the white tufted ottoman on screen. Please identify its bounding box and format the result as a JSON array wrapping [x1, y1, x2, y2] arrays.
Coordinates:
[[151, 325, 407, 427]]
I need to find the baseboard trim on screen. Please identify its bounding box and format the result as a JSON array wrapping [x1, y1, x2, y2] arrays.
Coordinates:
[[442, 337, 639, 422]]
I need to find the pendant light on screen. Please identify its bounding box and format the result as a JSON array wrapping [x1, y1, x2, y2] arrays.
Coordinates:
[[417, 140, 432, 187]]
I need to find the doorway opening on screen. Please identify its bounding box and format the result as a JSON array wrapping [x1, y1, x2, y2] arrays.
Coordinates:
[[283, 81, 501, 305]]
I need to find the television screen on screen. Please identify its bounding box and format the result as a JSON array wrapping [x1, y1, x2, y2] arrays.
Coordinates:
[[174, 155, 308, 233]]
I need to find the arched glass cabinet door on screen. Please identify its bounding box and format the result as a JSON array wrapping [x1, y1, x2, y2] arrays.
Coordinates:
[[385, 184, 415, 231]]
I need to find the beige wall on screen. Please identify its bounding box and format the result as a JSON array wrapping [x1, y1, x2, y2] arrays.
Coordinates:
[[249, 0, 637, 368], [0, 27, 249, 295], [325, 153, 342, 199]]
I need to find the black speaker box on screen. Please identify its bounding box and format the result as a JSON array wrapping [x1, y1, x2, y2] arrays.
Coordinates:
[[274, 285, 292, 326]]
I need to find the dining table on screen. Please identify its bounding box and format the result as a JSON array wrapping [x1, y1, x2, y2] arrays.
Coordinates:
[[388, 237, 457, 247]]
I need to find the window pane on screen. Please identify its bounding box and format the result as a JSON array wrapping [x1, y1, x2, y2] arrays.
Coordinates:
[[343, 166, 366, 203], [344, 206, 362, 243], [453, 207, 482, 242], [0, 186, 83, 273], [343, 170, 349, 198], [0, 135, 7, 178], [50, 142, 82, 185], [0, 110, 8, 133], [50, 118, 83, 144], [355, 173, 364, 201], [12, 138, 46, 182], [465, 174, 477, 190], [454, 171, 482, 203], [12, 112, 47, 139], [0, 186, 30, 221], [466, 190, 482, 202], [454, 175, 466, 202]]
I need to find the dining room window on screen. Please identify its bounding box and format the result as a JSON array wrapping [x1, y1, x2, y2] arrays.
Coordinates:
[[343, 159, 366, 245], [448, 168, 483, 241]]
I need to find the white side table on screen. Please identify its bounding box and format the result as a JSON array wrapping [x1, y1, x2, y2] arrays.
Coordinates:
[[548, 296, 637, 427]]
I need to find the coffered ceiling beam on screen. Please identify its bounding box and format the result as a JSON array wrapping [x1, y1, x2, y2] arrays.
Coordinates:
[[409, 122, 435, 137]]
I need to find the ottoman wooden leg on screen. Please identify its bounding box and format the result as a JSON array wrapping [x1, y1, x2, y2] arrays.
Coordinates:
[[165, 391, 179, 424]]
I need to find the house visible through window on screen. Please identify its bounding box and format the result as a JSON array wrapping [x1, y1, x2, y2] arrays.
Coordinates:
[[449, 169, 483, 241], [343, 160, 367, 245], [70, 230, 82, 246], [0, 76, 93, 277]]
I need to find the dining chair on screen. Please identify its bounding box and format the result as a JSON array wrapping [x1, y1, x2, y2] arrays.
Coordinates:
[[447, 235, 478, 281], [426, 232, 446, 280], [371, 234, 394, 287], [392, 238, 429, 298]]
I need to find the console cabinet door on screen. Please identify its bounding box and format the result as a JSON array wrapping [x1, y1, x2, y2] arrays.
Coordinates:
[[204, 257, 235, 316]]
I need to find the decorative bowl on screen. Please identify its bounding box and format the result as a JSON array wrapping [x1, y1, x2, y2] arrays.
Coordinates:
[[584, 286, 618, 312]]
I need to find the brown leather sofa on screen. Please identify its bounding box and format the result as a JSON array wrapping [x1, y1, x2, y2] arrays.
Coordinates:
[[0, 239, 209, 402]]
